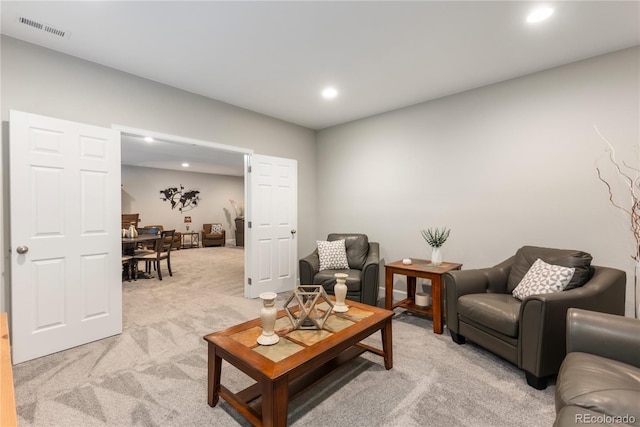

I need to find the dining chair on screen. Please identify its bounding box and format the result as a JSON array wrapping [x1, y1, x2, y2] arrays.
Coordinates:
[[133, 230, 175, 280], [121, 255, 134, 281]]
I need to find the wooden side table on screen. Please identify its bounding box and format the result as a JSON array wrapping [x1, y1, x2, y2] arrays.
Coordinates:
[[385, 259, 462, 334], [181, 231, 200, 249]]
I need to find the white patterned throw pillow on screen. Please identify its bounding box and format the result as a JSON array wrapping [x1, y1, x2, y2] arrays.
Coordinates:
[[317, 240, 349, 271], [211, 224, 222, 234], [512, 258, 575, 300]]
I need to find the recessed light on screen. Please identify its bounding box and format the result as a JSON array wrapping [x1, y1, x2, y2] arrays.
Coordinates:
[[182, 163, 190, 167], [322, 87, 338, 99], [527, 7, 554, 23], [144, 136, 154, 143]]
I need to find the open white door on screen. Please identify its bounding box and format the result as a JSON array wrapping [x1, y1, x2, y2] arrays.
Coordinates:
[[245, 154, 297, 298], [10, 110, 122, 364]]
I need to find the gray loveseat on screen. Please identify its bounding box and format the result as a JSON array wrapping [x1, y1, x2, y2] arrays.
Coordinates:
[[555, 308, 640, 426], [299, 233, 380, 306]]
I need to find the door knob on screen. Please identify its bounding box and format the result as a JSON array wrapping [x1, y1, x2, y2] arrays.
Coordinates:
[[16, 245, 29, 254], [291, 229, 297, 235]]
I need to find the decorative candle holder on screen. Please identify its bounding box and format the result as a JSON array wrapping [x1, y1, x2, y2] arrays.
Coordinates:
[[257, 292, 279, 345], [332, 273, 349, 312]]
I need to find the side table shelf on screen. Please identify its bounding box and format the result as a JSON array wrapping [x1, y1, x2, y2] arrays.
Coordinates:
[[385, 259, 462, 334]]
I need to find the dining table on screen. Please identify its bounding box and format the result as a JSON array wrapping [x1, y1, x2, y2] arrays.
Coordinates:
[[121, 234, 161, 256]]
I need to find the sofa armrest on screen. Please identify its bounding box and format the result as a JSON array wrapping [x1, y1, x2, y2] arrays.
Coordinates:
[[518, 266, 626, 377], [361, 242, 380, 306], [566, 308, 640, 368], [444, 267, 505, 334], [299, 251, 319, 285]]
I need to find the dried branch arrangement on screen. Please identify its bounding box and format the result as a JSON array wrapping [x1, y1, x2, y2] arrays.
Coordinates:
[[594, 126, 640, 262]]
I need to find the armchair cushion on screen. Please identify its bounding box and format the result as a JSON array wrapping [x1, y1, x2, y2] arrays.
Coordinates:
[[554, 309, 640, 426], [458, 293, 521, 338], [556, 353, 640, 420], [512, 258, 575, 300], [317, 239, 349, 271], [507, 246, 592, 292]]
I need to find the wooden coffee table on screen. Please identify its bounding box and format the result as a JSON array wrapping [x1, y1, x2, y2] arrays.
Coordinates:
[[204, 298, 393, 427]]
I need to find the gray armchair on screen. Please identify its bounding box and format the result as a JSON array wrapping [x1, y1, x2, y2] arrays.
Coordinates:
[[554, 309, 640, 426], [444, 246, 626, 389], [299, 233, 380, 307]]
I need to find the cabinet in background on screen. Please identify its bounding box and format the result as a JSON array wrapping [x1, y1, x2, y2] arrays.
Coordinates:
[[235, 218, 245, 247]]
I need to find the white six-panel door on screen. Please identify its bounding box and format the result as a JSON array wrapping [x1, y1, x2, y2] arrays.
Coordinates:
[[246, 154, 298, 298], [10, 110, 122, 364]]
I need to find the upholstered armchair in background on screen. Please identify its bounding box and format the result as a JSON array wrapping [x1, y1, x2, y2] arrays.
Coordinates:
[[444, 246, 626, 389], [299, 233, 380, 307], [202, 223, 226, 247]]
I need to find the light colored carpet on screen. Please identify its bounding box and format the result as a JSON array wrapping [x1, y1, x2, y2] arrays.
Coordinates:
[[13, 246, 556, 426]]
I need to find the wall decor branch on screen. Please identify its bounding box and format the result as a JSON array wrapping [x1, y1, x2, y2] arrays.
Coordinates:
[[160, 185, 201, 212], [594, 126, 640, 261], [594, 125, 640, 319]]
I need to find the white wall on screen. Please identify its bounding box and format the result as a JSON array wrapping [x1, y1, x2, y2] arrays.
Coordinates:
[[0, 36, 317, 312], [121, 165, 244, 242], [316, 47, 640, 315]]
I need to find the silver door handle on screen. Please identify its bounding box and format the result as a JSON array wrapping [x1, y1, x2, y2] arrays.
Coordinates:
[[16, 245, 29, 254], [291, 229, 297, 235]]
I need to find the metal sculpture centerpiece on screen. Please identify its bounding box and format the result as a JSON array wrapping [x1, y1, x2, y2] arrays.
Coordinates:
[[284, 285, 334, 330]]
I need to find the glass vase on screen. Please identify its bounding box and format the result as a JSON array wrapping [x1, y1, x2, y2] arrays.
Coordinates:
[[431, 246, 443, 266]]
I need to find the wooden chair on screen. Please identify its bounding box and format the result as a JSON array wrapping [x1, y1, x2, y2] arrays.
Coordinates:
[[122, 213, 140, 230], [121, 255, 134, 281], [133, 230, 175, 280]]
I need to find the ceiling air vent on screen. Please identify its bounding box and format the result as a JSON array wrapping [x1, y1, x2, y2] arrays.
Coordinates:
[[44, 25, 66, 38], [17, 16, 70, 39], [18, 17, 43, 30]]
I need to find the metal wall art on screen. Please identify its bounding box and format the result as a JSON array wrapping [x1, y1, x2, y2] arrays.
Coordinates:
[[160, 185, 200, 212]]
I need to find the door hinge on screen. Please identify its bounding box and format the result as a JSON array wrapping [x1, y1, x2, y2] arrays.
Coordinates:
[[248, 278, 252, 285], [247, 164, 252, 173], [248, 221, 252, 229]]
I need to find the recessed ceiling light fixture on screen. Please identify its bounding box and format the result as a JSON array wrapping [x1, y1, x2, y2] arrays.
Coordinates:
[[144, 136, 154, 143], [182, 163, 190, 168], [527, 6, 554, 23], [322, 87, 338, 99]]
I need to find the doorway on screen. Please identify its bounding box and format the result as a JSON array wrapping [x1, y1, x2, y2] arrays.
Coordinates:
[[115, 125, 252, 293]]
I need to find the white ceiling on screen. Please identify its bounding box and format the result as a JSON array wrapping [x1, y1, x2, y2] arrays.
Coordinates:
[[1, 1, 639, 174], [1, 1, 638, 132], [120, 133, 245, 176]]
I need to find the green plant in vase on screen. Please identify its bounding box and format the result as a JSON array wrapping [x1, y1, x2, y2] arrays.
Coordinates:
[[421, 227, 450, 266]]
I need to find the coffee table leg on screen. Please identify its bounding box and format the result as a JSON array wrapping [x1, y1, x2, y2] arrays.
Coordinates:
[[432, 276, 443, 334], [381, 318, 393, 370], [207, 343, 222, 407], [262, 376, 288, 427]]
